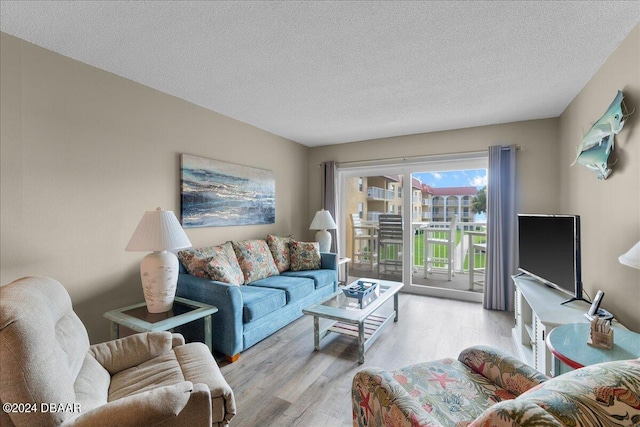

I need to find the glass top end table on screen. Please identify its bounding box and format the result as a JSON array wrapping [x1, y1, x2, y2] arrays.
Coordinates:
[[121, 300, 201, 323], [104, 297, 218, 352]]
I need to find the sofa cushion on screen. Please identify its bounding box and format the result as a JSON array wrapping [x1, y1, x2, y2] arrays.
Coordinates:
[[248, 275, 314, 304], [178, 243, 234, 280], [266, 235, 293, 273], [390, 358, 517, 426], [202, 243, 244, 285], [109, 351, 185, 401], [516, 359, 640, 426], [239, 285, 286, 323], [232, 240, 279, 284], [289, 241, 321, 271], [281, 269, 335, 290]]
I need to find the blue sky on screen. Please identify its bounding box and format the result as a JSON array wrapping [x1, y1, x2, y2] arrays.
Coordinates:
[[414, 169, 487, 189], [413, 169, 487, 221]]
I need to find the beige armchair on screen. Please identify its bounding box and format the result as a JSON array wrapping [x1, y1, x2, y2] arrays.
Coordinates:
[[0, 276, 236, 427]]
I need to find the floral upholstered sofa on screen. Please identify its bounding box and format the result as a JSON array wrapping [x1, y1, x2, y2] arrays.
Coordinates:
[[352, 345, 640, 426], [176, 235, 337, 362]]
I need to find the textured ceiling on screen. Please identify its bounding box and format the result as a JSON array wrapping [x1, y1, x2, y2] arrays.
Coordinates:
[[1, 1, 639, 147]]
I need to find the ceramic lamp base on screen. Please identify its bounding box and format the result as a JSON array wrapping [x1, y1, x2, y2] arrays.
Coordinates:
[[139, 251, 179, 313], [315, 229, 332, 253]]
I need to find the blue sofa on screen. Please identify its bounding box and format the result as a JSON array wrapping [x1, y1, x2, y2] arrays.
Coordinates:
[[177, 252, 338, 362]]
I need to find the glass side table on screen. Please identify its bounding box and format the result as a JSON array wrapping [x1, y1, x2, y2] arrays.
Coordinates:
[[104, 297, 218, 352]]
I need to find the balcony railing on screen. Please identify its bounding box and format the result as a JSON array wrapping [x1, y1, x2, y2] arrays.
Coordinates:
[[366, 211, 383, 223], [411, 221, 487, 276], [367, 186, 394, 201], [348, 216, 487, 279]]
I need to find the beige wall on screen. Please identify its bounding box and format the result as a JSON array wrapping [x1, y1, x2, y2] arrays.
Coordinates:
[[558, 24, 640, 331], [0, 33, 311, 343], [309, 118, 561, 226]]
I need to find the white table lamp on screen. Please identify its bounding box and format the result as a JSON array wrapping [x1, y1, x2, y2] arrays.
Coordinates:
[[619, 240, 640, 269], [125, 208, 192, 313], [309, 209, 337, 252]]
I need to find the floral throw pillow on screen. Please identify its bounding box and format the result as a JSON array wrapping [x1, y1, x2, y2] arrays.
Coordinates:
[[232, 240, 279, 284], [203, 243, 244, 285], [289, 241, 321, 271], [266, 234, 293, 273], [177, 245, 221, 278], [178, 242, 244, 284]]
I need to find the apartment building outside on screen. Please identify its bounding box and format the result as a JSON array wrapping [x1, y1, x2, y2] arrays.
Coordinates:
[[422, 185, 478, 223], [346, 175, 478, 224]]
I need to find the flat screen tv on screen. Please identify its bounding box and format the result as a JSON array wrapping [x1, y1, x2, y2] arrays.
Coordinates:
[[517, 214, 585, 304]]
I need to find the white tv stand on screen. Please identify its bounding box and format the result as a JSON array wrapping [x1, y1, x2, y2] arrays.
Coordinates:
[[512, 274, 592, 377]]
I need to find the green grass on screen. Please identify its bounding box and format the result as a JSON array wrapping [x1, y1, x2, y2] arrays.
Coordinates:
[[412, 230, 463, 265], [413, 230, 486, 270], [367, 230, 487, 271]]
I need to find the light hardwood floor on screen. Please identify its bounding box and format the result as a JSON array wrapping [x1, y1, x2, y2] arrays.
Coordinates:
[[218, 292, 515, 427]]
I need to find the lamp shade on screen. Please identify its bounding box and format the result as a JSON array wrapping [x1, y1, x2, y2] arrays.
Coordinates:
[[126, 207, 192, 252], [619, 240, 640, 269], [309, 209, 337, 231]]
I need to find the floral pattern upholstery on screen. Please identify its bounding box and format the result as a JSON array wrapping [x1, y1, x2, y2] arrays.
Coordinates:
[[266, 234, 293, 273], [353, 346, 547, 427], [179, 242, 244, 284], [178, 244, 225, 278], [203, 243, 244, 285], [470, 400, 564, 427], [352, 345, 640, 427], [512, 358, 640, 427], [289, 241, 321, 271], [458, 346, 547, 397], [232, 239, 279, 284]]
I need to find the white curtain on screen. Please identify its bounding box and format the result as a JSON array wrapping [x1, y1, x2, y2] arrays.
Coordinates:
[[484, 145, 517, 311], [321, 161, 338, 254]]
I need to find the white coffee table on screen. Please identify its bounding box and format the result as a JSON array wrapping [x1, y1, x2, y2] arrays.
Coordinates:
[[302, 278, 402, 363]]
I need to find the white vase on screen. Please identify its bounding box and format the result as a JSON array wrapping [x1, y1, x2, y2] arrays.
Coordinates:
[[139, 251, 179, 313], [315, 229, 332, 252]]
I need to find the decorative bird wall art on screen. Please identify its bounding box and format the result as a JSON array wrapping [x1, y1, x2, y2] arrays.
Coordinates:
[[571, 90, 632, 180]]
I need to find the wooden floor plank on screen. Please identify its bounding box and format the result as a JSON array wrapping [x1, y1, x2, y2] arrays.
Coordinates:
[[216, 292, 515, 427]]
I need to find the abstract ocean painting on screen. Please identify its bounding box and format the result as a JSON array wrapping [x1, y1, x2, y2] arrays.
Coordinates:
[[180, 154, 275, 228]]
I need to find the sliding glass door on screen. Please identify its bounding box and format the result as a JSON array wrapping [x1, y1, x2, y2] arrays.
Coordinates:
[[337, 153, 488, 302]]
